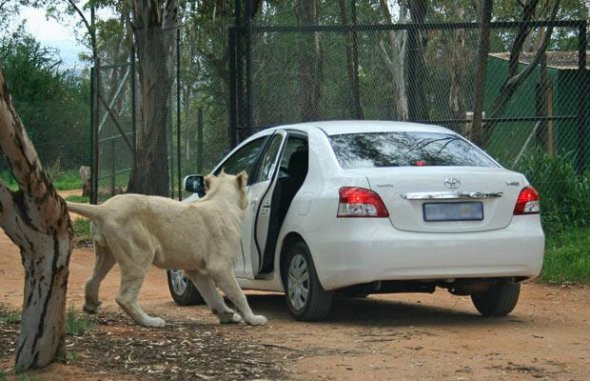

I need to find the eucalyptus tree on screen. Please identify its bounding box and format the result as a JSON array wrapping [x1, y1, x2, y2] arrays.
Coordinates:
[[0, 66, 73, 371]]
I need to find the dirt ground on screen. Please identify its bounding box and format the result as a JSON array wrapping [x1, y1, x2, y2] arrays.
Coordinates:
[[0, 216, 589, 380]]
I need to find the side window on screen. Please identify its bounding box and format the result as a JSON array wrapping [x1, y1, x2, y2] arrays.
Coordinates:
[[217, 137, 267, 180], [279, 137, 308, 177], [254, 134, 283, 183]]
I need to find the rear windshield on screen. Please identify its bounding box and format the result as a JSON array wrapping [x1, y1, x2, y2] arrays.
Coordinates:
[[329, 132, 497, 169]]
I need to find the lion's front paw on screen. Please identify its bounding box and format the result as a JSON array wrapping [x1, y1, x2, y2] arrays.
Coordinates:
[[142, 316, 166, 327], [83, 301, 100, 314], [219, 311, 242, 324], [246, 314, 268, 326]]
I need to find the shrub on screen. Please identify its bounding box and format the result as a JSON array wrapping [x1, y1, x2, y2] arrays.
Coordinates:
[[516, 152, 590, 234]]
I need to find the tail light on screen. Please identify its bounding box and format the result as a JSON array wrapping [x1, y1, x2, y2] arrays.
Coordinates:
[[338, 187, 389, 218], [513, 186, 540, 215]]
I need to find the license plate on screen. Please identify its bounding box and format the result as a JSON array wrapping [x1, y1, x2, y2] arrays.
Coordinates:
[[423, 202, 483, 222]]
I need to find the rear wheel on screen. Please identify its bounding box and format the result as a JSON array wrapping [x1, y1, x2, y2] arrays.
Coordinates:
[[167, 270, 204, 306], [471, 279, 520, 317], [282, 241, 333, 321]]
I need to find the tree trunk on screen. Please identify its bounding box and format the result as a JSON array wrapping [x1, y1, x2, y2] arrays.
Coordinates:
[[469, 0, 493, 145], [127, 0, 179, 196], [449, 6, 468, 121], [0, 68, 72, 370], [295, 0, 321, 121], [406, 0, 428, 120], [377, 0, 409, 120], [338, 0, 363, 119]]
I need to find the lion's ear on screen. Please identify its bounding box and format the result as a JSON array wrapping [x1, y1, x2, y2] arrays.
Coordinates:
[[236, 171, 248, 188]]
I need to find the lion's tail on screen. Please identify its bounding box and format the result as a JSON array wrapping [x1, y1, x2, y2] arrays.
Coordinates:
[[66, 202, 104, 220]]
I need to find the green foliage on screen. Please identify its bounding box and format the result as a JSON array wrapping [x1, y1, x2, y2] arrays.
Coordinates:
[[49, 170, 83, 191], [0, 27, 90, 171], [516, 152, 590, 234], [542, 226, 590, 283], [65, 195, 89, 203], [0, 171, 18, 191], [0, 169, 82, 191], [71, 218, 92, 245], [65, 307, 95, 336]]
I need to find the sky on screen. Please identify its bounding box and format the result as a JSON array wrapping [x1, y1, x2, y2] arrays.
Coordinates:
[[17, 6, 89, 70]]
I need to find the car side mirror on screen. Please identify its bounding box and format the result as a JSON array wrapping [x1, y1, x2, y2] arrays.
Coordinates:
[[183, 174, 206, 197]]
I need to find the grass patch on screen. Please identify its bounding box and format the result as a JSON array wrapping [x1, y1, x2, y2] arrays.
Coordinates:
[[65, 307, 95, 336], [0, 304, 20, 324], [542, 227, 590, 283], [65, 195, 89, 203], [49, 170, 83, 191], [1, 169, 83, 191], [0, 370, 41, 381], [71, 218, 92, 245]]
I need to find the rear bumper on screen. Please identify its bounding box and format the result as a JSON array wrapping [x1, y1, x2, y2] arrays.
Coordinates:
[[307, 216, 545, 290]]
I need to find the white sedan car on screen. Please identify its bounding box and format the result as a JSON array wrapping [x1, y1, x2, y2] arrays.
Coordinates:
[[167, 121, 545, 321]]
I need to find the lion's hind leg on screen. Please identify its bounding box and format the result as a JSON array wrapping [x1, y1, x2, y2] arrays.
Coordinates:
[[84, 236, 116, 314], [112, 241, 165, 327]]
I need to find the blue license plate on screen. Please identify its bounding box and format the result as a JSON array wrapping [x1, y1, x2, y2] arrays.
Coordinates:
[[423, 202, 484, 222]]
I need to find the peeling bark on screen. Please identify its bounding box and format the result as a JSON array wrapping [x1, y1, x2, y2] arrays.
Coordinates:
[[0, 67, 72, 370], [377, 0, 409, 120]]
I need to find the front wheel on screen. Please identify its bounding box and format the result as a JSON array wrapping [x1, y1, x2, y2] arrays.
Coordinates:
[[471, 279, 520, 317], [167, 269, 204, 306], [282, 241, 333, 321]]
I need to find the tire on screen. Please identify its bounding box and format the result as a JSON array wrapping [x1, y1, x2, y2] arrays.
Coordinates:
[[282, 241, 333, 321], [470, 279, 520, 317], [166, 269, 204, 306]]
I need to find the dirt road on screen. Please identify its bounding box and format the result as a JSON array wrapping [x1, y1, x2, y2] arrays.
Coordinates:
[[0, 228, 589, 380]]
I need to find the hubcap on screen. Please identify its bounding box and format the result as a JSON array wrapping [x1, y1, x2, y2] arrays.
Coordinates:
[[288, 254, 310, 311], [169, 270, 188, 295]]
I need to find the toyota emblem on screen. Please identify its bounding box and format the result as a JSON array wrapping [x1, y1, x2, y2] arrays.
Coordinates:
[[444, 177, 461, 189]]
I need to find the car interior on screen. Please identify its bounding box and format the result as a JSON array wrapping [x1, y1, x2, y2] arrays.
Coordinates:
[[260, 144, 308, 274]]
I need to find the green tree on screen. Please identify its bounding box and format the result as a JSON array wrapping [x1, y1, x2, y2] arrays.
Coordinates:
[[0, 27, 90, 168]]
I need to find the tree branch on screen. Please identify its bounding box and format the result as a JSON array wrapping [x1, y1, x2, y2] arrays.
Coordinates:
[[66, 0, 91, 38], [483, 0, 560, 145]]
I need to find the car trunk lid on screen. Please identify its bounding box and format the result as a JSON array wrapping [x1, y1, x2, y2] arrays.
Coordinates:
[[359, 167, 525, 233]]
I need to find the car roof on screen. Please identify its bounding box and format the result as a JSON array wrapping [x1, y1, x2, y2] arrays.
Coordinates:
[[262, 120, 455, 136]]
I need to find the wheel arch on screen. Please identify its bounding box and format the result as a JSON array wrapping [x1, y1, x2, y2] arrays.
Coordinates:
[[278, 232, 306, 291]]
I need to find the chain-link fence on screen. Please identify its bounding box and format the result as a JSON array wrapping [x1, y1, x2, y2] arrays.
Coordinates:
[[231, 18, 588, 171], [92, 24, 233, 203], [87, 3, 589, 202], [223, 2, 588, 233]]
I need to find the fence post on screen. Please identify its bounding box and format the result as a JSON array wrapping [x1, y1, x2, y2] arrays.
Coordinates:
[[577, 22, 587, 174], [245, 0, 254, 139], [89, 67, 95, 202], [229, 27, 237, 149], [92, 60, 100, 204], [197, 107, 203, 174], [176, 27, 182, 201], [131, 41, 137, 175], [351, 0, 362, 119], [110, 139, 115, 196]]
